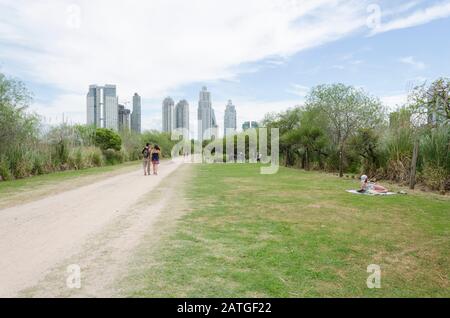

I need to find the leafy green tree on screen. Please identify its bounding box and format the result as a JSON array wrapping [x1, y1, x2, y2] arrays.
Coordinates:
[[95, 128, 122, 151], [306, 84, 385, 177], [264, 107, 302, 166], [0, 72, 37, 154]]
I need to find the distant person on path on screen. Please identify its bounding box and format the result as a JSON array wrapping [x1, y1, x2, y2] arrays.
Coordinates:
[[142, 143, 152, 176], [151, 145, 161, 175], [359, 175, 388, 193]]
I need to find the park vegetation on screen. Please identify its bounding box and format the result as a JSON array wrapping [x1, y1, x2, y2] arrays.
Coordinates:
[[258, 81, 449, 193], [0, 72, 176, 181]]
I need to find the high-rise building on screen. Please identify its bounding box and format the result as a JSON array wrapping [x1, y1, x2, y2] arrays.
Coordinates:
[[118, 104, 131, 131], [224, 100, 237, 136], [197, 86, 214, 140], [211, 109, 219, 140], [86, 84, 118, 130], [87, 85, 100, 127], [162, 97, 175, 133], [175, 99, 189, 138], [131, 93, 141, 133], [242, 121, 259, 131]]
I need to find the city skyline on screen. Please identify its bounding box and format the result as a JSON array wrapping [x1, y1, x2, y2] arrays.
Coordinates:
[[86, 84, 141, 132], [2, 1, 450, 134], [86, 84, 119, 130]]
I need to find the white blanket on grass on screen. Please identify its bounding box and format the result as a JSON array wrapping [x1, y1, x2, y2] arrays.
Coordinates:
[[346, 190, 397, 196]]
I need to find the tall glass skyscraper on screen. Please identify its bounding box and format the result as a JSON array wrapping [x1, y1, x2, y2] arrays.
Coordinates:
[[224, 100, 237, 136], [118, 104, 131, 131], [86, 84, 118, 130], [87, 85, 100, 127], [131, 93, 141, 133], [197, 86, 214, 140], [175, 99, 189, 138], [162, 97, 175, 133]]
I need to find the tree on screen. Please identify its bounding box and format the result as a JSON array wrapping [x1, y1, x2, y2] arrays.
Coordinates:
[[406, 78, 450, 188], [0, 72, 36, 154], [306, 84, 384, 177], [349, 128, 383, 176], [95, 128, 122, 151], [265, 107, 302, 166], [409, 77, 450, 126], [284, 126, 326, 170]]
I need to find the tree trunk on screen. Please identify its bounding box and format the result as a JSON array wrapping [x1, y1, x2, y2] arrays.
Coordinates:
[[305, 148, 309, 171], [409, 138, 419, 189], [339, 146, 344, 177], [284, 149, 289, 167]]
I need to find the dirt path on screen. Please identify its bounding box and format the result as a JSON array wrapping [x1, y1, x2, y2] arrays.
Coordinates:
[[0, 159, 187, 297]]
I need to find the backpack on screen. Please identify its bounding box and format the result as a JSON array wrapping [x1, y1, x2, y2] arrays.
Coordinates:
[[143, 147, 150, 159]]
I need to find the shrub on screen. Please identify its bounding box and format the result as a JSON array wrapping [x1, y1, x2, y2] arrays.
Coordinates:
[[31, 152, 48, 175], [67, 148, 85, 170], [103, 149, 124, 165], [88, 147, 104, 167], [421, 165, 448, 191], [0, 156, 12, 181], [420, 126, 450, 191], [95, 128, 122, 151]]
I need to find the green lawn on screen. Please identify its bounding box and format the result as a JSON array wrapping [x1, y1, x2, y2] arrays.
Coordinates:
[[0, 161, 140, 207], [127, 164, 450, 297]]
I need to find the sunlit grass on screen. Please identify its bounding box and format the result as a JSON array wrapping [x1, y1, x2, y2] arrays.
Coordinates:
[[127, 164, 450, 297]]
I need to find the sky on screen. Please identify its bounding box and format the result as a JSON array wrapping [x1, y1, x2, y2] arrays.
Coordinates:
[[1, 0, 450, 138]]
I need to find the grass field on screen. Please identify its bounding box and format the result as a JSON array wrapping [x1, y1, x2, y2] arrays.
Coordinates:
[[0, 161, 140, 208], [126, 163, 450, 297]]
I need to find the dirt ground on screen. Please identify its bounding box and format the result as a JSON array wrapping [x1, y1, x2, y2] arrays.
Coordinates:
[[0, 159, 189, 297]]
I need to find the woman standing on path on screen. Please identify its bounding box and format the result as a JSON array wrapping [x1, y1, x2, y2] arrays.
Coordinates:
[[142, 143, 152, 176], [151, 145, 161, 175]]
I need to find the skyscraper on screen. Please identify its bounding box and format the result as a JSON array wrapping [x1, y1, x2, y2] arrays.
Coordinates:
[[118, 104, 131, 131], [131, 93, 141, 133], [86, 84, 119, 130], [87, 85, 100, 127], [197, 86, 214, 140], [162, 97, 175, 133], [242, 121, 259, 131], [175, 99, 189, 137], [224, 100, 237, 136]]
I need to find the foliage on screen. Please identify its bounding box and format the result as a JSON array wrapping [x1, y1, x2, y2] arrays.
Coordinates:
[[408, 77, 450, 125], [420, 125, 450, 190], [95, 128, 122, 151], [349, 128, 384, 177], [141, 130, 179, 158], [305, 83, 385, 176]]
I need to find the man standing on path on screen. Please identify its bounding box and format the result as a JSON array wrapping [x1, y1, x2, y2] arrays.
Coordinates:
[[142, 143, 152, 176]]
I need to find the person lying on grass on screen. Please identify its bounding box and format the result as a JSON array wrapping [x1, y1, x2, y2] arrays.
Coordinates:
[[358, 175, 389, 194]]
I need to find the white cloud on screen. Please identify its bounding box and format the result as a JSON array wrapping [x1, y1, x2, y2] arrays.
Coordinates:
[[332, 65, 346, 70], [286, 84, 310, 97], [0, 0, 367, 126], [29, 94, 86, 125], [399, 56, 426, 70], [0, 0, 447, 131], [381, 94, 408, 110], [370, 1, 450, 35]]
